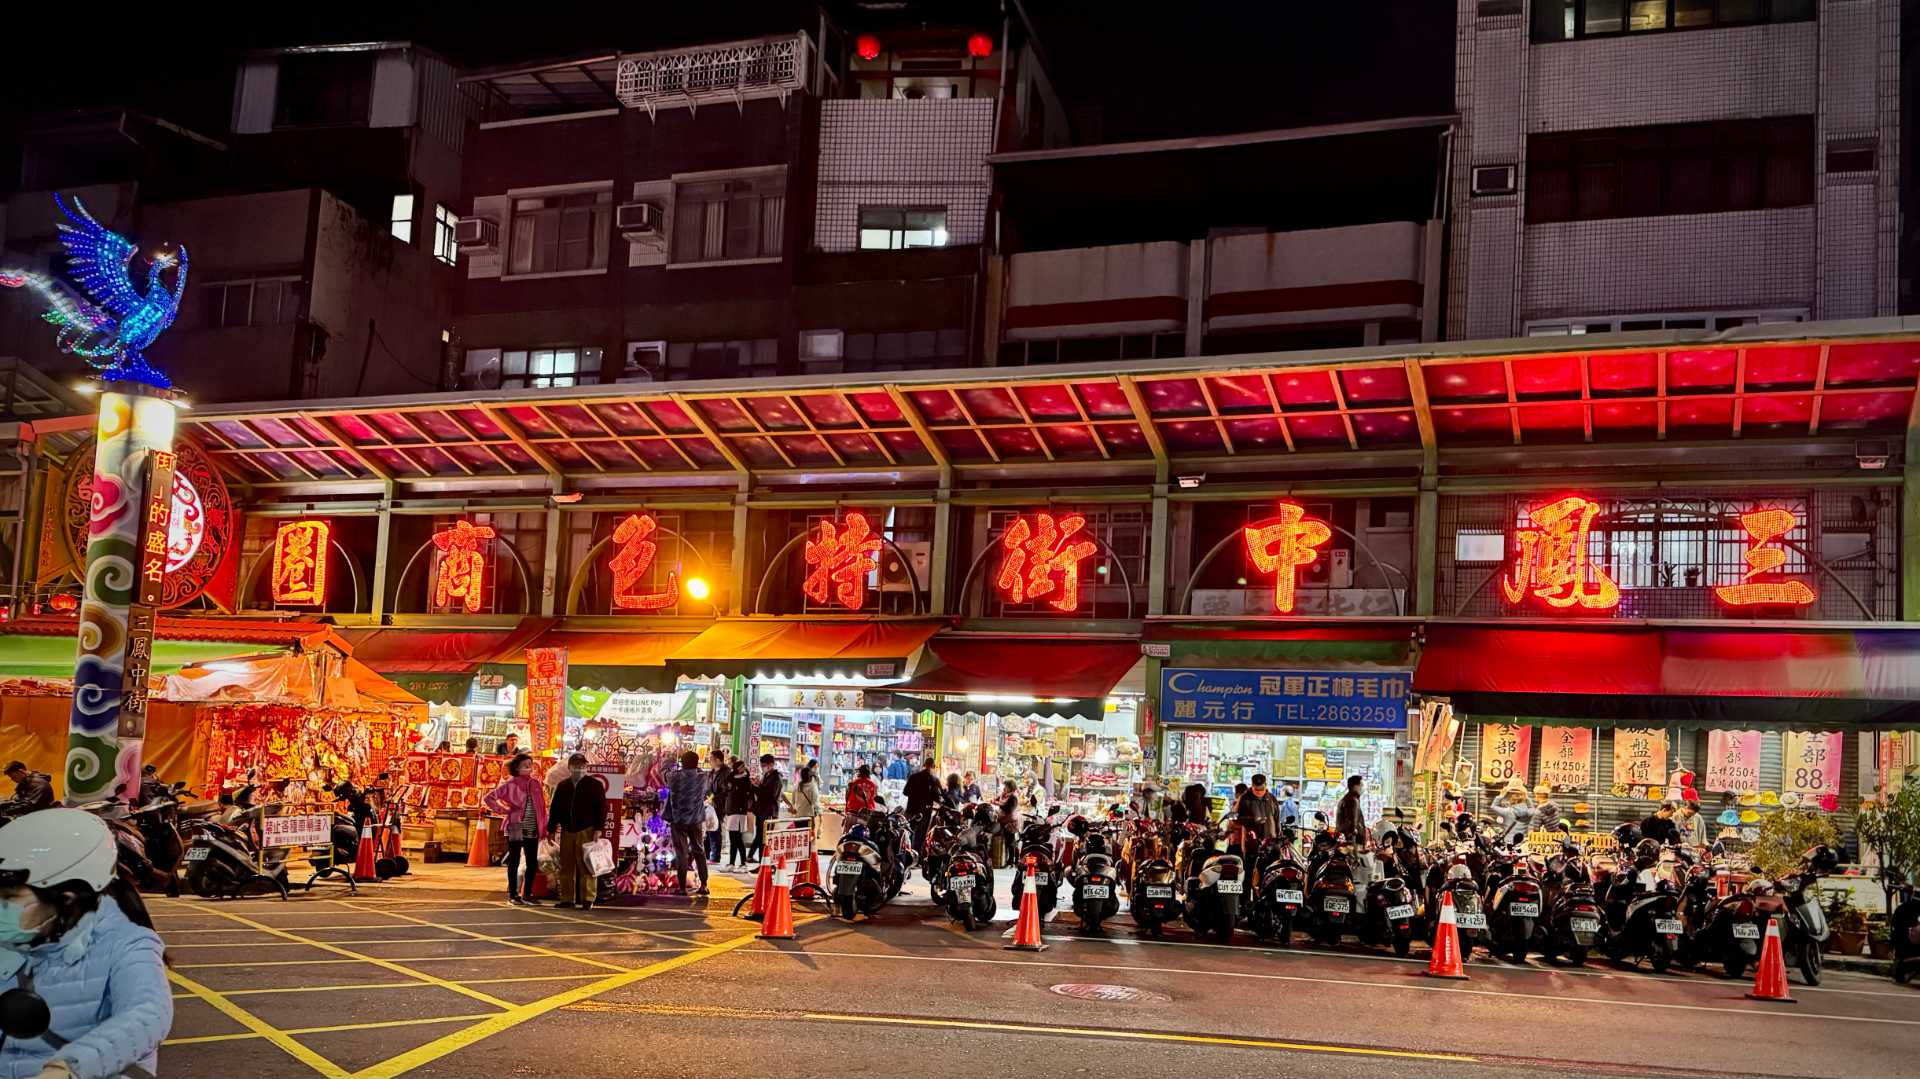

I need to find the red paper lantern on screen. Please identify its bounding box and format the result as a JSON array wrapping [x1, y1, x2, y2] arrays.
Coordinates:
[[855, 33, 882, 60], [967, 32, 994, 58]]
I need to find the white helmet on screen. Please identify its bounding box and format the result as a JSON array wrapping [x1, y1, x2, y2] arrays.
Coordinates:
[[0, 809, 117, 890]]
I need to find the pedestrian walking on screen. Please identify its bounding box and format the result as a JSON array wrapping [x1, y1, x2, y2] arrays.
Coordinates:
[[481, 752, 548, 905], [547, 753, 607, 910], [904, 757, 941, 852], [750, 754, 784, 861], [664, 751, 710, 896], [786, 763, 820, 821], [1335, 774, 1367, 846], [0, 809, 171, 1079]]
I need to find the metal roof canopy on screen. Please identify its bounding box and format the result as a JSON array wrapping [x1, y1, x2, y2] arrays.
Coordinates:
[[460, 54, 623, 122], [176, 319, 1920, 495]]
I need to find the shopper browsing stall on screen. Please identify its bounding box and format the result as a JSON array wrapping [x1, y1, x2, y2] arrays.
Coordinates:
[[664, 752, 709, 896], [547, 754, 607, 910]]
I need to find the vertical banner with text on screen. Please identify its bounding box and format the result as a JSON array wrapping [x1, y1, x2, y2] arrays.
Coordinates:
[[1782, 731, 1842, 801], [1705, 729, 1763, 793], [1537, 726, 1593, 790], [1478, 723, 1532, 786], [526, 647, 569, 757], [1611, 729, 1668, 786]]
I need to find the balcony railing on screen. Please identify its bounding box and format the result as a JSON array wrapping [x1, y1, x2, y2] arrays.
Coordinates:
[[615, 33, 811, 115]]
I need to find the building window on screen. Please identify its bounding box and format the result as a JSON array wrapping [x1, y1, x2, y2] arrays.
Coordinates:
[[508, 190, 612, 275], [1526, 117, 1813, 224], [274, 52, 373, 127], [857, 207, 948, 250], [487, 348, 603, 389], [1532, 0, 1815, 42], [663, 340, 779, 381], [1524, 308, 1807, 336], [390, 195, 415, 243], [197, 278, 303, 329], [671, 173, 785, 263], [432, 204, 458, 266], [999, 332, 1186, 367]]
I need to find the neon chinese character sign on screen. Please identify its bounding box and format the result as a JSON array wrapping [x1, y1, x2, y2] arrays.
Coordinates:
[[1502, 495, 1620, 611], [432, 520, 496, 613], [609, 513, 679, 611], [1715, 507, 1815, 607], [995, 512, 1098, 613], [270, 519, 330, 606], [1243, 501, 1331, 613], [803, 511, 881, 611]]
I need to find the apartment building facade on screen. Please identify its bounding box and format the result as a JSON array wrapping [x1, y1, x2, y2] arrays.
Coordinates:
[[1449, 0, 1903, 340]]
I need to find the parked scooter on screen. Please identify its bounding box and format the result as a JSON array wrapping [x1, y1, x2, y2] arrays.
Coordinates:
[[1356, 837, 1421, 957], [829, 809, 908, 920], [180, 817, 293, 900], [938, 809, 997, 931], [1484, 837, 1547, 963], [1127, 822, 1185, 938], [1762, 845, 1840, 985], [1068, 828, 1121, 934], [1012, 813, 1065, 919], [1246, 827, 1308, 944], [1539, 833, 1604, 966], [1179, 826, 1245, 942], [1596, 829, 1686, 973], [1424, 816, 1490, 959], [1303, 813, 1358, 948]]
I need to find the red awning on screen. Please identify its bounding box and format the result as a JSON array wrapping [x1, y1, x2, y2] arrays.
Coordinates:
[[6, 614, 340, 647], [898, 636, 1140, 698], [337, 618, 552, 673], [667, 619, 944, 679], [1414, 625, 1920, 725]]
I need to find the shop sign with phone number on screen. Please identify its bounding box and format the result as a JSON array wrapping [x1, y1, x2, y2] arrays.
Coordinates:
[[1159, 668, 1408, 732]]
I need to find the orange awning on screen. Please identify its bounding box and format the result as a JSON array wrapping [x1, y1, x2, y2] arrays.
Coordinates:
[[476, 628, 703, 692], [667, 619, 944, 680]]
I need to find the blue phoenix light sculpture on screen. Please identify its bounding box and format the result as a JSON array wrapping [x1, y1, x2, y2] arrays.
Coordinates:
[[0, 194, 187, 390]]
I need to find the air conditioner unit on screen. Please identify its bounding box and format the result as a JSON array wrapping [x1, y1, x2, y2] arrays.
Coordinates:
[[618, 201, 664, 238], [1327, 548, 1354, 589], [1471, 164, 1517, 197], [453, 217, 499, 250], [879, 541, 930, 593]]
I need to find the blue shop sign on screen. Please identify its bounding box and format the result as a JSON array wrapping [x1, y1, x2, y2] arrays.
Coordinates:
[[1159, 668, 1409, 732]]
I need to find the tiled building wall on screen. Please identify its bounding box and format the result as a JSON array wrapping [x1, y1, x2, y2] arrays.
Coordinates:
[[812, 98, 995, 253], [1521, 208, 1817, 321], [1452, 1, 1900, 336]]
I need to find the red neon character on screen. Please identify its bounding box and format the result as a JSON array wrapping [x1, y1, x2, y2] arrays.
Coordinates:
[[1243, 501, 1332, 614], [995, 513, 1098, 613], [271, 519, 331, 605], [432, 520, 496, 613], [1715, 507, 1815, 607], [803, 512, 882, 611], [609, 513, 679, 611], [1501, 495, 1619, 610]]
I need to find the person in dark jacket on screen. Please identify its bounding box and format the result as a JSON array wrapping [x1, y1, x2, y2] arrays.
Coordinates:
[[3, 762, 53, 811], [1234, 774, 1281, 852], [903, 757, 942, 853], [722, 759, 755, 867], [1640, 802, 1683, 846], [749, 755, 784, 862], [1180, 782, 1212, 829], [664, 751, 710, 895], [1335, 775, 1366, 845], [547, 753, 608, 910], [941, 772, 965, 809]]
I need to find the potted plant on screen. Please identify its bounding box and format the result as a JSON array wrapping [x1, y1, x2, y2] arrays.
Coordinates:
[[1826, 896, 1867, 956], [1869, 919, 1896, 961], [1858, 786, 1920, 920]]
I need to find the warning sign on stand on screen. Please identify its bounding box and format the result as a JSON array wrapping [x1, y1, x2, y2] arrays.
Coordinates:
[[764, 817, 814, 863]]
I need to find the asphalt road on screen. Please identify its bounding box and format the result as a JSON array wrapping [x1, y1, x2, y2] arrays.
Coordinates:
[[149, 865, 1920, 1079]]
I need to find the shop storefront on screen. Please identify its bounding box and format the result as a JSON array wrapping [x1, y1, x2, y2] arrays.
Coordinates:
[[1151, 625, 1418, 823], [1413, 625, 1920, 851]]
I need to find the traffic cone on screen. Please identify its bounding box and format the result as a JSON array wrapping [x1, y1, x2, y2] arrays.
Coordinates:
[[1006, 854, 1047, 952], [1424, 890, 1469, 979], [758, 858, 795, 940], [383, 822, 403, 859], [746, 860, 774, 921], [466, 817, 492, 868], [1746, 916, 1796, 1003], [353, 823, 379, 881]]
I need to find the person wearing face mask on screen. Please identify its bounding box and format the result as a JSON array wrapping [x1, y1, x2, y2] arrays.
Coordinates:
[[546, 753, 608, 911], [0, 809, 170, 1079]]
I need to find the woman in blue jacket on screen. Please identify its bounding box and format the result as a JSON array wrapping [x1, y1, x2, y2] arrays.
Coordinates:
[[0, 808, 171, 1079]]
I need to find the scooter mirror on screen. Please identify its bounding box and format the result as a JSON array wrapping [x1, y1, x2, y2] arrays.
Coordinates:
[[1313, 811, 1329, 825], [0, 987, 50, 1040]]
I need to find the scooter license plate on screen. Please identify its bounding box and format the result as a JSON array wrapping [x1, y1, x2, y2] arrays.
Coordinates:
[[833, 862, 864, 877], [1655, 918, 1685, 935], [1732, 923, 1762, 940], [1456, 913, 1488, 930], [1082, 884, 1111, 899], [1143, 886, 1174, 899], [949, 875, 975, 892], [1509, 902, 1541, 918], [1387, 904, 1416, 921], [1571, 917, 1601, 935], [184, 847, 210, 862], [1275, 889, 1304, 904], [1323, 896, 1350, 913], [1216, 879, 1244, 894], [1031, 873, 1049, 887]]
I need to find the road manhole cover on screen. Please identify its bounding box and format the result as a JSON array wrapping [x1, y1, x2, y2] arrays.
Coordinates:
[[1048, 983, 1171, 1004]]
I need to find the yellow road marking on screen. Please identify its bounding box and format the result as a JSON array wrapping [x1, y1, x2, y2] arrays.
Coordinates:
[[334, 901, 631, 973], [505, 900, 707, 946], [167, 970, 349, 1076], [171, 973, 610, 999], [345, 927, 769, 1079], [171, 904, 517, 1010], [174, 945, 688, 971], [164, 1012, 498, 1047], [805, 1012, 1479, 1061], [166, 928, 699, 948]]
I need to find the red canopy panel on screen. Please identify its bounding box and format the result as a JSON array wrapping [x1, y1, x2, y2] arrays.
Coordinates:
[[338, 618, 552, 673], [898, 637, 1140, 698]]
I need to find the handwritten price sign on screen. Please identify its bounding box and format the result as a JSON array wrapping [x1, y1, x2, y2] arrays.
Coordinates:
[[1705, 729, 1762, 793], [1783, 731, 1841, 798], [1538, 726, 1593, 790], [1479, 724, 1532, 785], [1611, 729, 1667, 786]]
